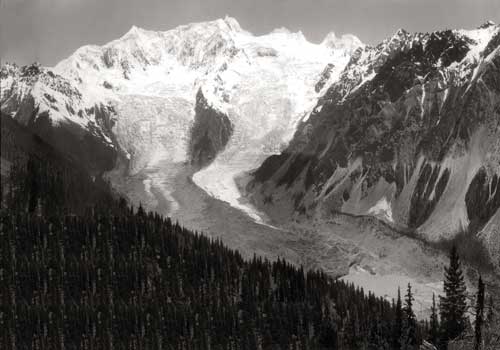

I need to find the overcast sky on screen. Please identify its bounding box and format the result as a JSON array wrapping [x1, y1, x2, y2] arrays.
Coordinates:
[[1, 0, 499, 66]]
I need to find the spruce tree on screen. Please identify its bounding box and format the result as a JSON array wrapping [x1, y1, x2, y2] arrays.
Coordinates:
[[393, 287, 403, 349], [401, 283, 417, 350], [474, 276, 485, 350], [429, 293, 439, 347], [439, 245, 468, 347]]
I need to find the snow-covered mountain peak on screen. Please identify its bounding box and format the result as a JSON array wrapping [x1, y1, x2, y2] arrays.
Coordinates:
[[385, 28, 411, 46], [321, 32, 363, 55], [478, 20, 496, 29], [270, 27, 294, 35], [219, 15, 243, 32], [394, 28, 409, 36], [453, 22, 500, 70], [457, 21, 499, 42], [268, 27, 307, 40], [123, 25, 145, 38], [51, 17, 362, 102], [120, 16, 242, 39], [3, 16, 362, 194]]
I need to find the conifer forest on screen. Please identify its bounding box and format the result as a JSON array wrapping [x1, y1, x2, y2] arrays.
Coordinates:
[[0, 135, 497, 350]]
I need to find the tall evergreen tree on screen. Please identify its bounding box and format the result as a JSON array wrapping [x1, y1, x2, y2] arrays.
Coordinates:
[[439, 246, 468, 348], [401, 283, 417, 350], [393, 287, 403, 349], [474, 276, 485, 350], [429, 293, 439, 347]]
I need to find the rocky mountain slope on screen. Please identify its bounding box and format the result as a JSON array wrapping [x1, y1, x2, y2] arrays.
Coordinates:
[[1, 63, 117, 172], [248, 21, 500, 269]]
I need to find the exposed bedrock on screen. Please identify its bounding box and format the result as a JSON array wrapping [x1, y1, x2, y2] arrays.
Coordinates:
[[466, 168, 500, 233], [189, 89, 233, 169], [408, 163, 450, 229]]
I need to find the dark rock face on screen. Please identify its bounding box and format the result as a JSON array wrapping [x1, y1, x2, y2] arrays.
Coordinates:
[[315, 63, 335, 92], [189, 89, 233, 168], [276, 153, 313, 188], [249, 25, 500, 262], [24, 107, 117, 174], [408, 164, 450, 228], [253, 154, 287, 183], [466, 168, 500, 232], [0, 64, 118, 174]]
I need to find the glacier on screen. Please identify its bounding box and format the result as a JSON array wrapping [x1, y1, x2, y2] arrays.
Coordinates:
[[45, 16, 362, 219]]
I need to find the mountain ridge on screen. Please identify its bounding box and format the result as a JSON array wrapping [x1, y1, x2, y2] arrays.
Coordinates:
[[247, 21, 500, 270]]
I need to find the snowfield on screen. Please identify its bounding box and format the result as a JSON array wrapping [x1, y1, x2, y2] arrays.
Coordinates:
[[47, 17, 362, 219]]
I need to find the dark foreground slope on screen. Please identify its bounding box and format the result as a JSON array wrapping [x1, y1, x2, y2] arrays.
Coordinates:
[[0, 123, 425, 350], [0, 114, 119, 214]]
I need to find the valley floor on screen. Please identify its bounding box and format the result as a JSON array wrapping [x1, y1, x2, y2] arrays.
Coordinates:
[[108, 159, 480, 319], [108, 160, 302, 263]]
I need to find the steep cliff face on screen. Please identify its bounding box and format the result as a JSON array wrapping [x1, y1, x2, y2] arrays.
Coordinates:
[[190, 90, 233, 168], [249, 23, 500, 267]]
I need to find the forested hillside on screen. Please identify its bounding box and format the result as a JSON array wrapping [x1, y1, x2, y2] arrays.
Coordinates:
[[1, 118, 497, 350], [0, 131, 426, 349]]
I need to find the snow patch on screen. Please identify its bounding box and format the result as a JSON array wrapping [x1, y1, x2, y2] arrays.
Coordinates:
[[368, 197, 394, 223]]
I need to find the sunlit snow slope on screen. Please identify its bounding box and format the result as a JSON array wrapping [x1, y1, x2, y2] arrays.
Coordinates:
[[5, 17, 360, 219]]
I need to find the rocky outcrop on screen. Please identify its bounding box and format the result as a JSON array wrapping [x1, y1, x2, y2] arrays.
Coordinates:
[[249, 23, 500, 268], [466, 168, 500, 232], [189, 90, 233, 168]]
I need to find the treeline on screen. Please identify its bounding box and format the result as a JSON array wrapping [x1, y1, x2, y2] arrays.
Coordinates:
[[0, 156, 430, 349]]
